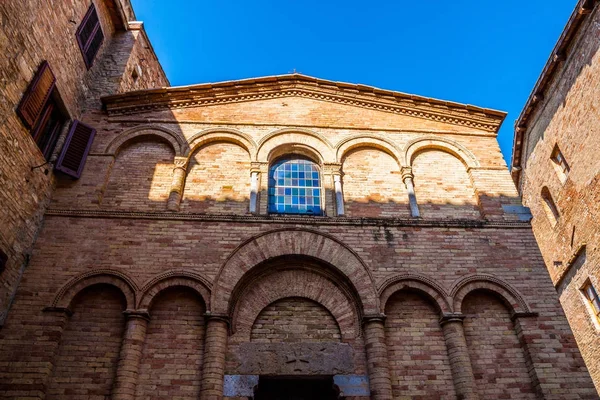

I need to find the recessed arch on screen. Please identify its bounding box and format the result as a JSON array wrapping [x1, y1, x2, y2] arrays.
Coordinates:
[[51, 269, 138, 311], [105, 125, 187, 157], [404, 136, 480, 169], [138, 270, 212, 310], [335, 134, 403, 167], [232, 266, 359, 340], [450, 274, 532, 315], [257, 128, 335, 163], [185, 128, 257, 164], [379, 273, 452, 314], [211, 228, 379, 315]]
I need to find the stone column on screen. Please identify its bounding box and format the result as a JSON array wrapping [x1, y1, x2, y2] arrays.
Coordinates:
[[257, 162, 269, 214], [200, 314, 230, 400], [362, 314, 393, 400], [333, 174, 345, 216], [249, 164, 261, 213], [401, 167, 420, 217], [440, 314, 478, 400], [167, 156, 188, 211], [112, 310, 150, 400]]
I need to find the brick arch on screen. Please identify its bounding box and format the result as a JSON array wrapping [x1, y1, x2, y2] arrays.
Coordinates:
[[232, 268, 359, 340], [404, 136, 480, 169], [185, 128, 257, 165], [211, 228, 379, 315], [105, 125, 187, 156], [256, 128, 335, 163], [379, 273, 452, 314], [52, 269, 138, 310], [450, 274, 532, 315], [138, 270, 212, 310], [335, 134, 403, 166]]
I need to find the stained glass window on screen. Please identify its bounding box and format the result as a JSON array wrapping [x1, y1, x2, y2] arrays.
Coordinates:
[[268, 158, 322, 215]]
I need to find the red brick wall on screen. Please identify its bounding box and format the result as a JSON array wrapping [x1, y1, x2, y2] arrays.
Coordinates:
[[463, 291, 536, 399], [342, 148, 409, 218], [385, 291, 455, 399], [47, 284, 125, 399], [0, 0, 168, 324], [103, 140, 174, 210], [181, 142, 251, 214], [412, 149, 480, 219], [516, 4, 600, 391], [137, 287, 205, 399], [250, 297, 341, 343]]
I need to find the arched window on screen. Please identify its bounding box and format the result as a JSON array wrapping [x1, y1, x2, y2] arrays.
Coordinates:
[[541, 186, 559, 226], [268, 157, 322, 215]]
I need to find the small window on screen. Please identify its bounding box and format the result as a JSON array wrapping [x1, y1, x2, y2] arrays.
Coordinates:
[[268, 157, 322, 215], [0, 249, 7, 273], [16, 61, 66, 160], [583, 281, 600, 321], [76, 3, 104, 69], [551, 144, 570, 182], [541, 186, 559, 226]]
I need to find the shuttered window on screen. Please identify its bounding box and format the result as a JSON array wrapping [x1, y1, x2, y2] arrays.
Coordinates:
[[76, 3, 104, 69], [16, 61, 56, 130], [55, 120, 96, 179]]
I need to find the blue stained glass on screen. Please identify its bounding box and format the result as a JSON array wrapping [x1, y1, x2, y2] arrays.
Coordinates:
[[268, 158, 322, 215]]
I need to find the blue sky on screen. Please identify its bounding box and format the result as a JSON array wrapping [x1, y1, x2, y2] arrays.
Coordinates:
[[131, 0, 576, 164]]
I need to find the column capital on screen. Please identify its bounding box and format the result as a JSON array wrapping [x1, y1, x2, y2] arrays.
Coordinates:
[[204, 312, 231, 325], [250, 162, 264, 173], [400, 166, 414, 182], [323, 162, 343, 175], [439, 313, 465, 326], [123, 309, 151, 322], [173, 156, 188, 170], [362, 313, 387, 326]]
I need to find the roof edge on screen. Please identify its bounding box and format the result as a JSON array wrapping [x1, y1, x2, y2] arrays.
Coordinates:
[[511, 0, 599, 186], [101, 73, 506, 132]]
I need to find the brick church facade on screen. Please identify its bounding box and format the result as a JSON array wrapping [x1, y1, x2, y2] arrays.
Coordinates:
[[0, 1, 598, 399], [511, 0, 600, 393]]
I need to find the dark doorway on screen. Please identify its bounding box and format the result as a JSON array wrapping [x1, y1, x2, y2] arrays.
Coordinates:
[[254, 376, 339, 400]]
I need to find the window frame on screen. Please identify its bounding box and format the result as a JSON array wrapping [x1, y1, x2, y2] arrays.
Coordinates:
[[582, 280, 600, 323], [76, 3, 104, 69], [267, 156, 324, 216], [541, 186, 559, 227], [550, 144, 570, 183]]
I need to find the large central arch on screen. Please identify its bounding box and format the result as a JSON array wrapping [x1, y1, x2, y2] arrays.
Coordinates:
[[210, 228, 379, 315]]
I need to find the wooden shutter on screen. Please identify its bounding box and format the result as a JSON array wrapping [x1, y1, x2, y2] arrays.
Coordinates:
[[55, 120, 96, 179], [16, 61, 56, 129], [76, 4, 104, 68]]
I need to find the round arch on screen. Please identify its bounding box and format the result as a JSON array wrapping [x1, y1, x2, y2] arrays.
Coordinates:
[[450, 274, 532, 315], [232, 267, 359, 340], [256, 128, 335, 163], [51, 269, 138, 311], [335, 134, 403, 167], [185, 128, 257, 164], [210, 228, 379, 315], [105, 125, 188, 157], [379, 273, 452, 314], [404, 136, 480, 169], [138, 270, 212, 310]]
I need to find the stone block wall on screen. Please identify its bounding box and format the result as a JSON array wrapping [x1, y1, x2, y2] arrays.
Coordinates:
[[0, 0, 168, 325]]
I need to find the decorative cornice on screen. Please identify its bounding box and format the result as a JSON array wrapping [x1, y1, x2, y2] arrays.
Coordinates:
[[101, 75, 505, 133], [44, 208, 533, 229]]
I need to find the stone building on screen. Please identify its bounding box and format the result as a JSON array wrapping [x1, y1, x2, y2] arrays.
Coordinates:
[[511, 0, 600, 392], [0, 1, 598, 400]]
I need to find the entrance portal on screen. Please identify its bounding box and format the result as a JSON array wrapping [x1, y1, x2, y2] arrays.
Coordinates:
[[254, 376, 339, 400]]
